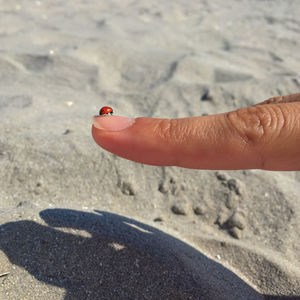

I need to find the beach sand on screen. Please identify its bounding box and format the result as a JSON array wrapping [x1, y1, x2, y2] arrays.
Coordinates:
[[0, 0, 300, 299]]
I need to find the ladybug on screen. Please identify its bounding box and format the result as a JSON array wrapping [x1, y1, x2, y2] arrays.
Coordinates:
[[99, 106, 113, 116]]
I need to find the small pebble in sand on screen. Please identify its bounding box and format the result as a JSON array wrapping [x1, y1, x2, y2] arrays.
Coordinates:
[[17, 200, 27, 207], [121, 182, 136, 196], [63, 129, 72, 135], [158, 175, 187, 197], [193, 206, 205, 215], [227, 211, 246, 230], [216, 211, 245, 239], [227, 178, 243, 195], [153, 217, 163, 222], [158, 181, 168, 194], [215, 171, 228, 182], [170, 177, 176, 184], [201, 90, 213, 101], [171, 203, 187, 215]]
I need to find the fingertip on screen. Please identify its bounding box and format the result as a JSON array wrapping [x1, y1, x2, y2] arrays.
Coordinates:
[[93, 115, 135, 131]]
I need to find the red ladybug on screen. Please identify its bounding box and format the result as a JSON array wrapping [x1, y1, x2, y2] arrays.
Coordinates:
[[99, 106, 113, 116]]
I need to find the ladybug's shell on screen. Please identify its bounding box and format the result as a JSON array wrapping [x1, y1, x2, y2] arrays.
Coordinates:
[[99, 106, 113, 115]]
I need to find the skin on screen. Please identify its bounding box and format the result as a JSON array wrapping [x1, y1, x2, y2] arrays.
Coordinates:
[[92, 93, 300, 171]]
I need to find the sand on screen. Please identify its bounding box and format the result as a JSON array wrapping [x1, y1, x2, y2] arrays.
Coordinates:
[[0, 0, 300, 299]]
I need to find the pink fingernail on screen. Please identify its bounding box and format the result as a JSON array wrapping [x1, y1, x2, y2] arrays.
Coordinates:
[[93, 115, 135, 131]]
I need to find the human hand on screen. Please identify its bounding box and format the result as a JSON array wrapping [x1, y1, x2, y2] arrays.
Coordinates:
[[92, 93, 300, 171]]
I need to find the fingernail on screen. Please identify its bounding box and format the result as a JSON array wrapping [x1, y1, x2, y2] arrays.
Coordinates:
[[93, 115, 135, 131]]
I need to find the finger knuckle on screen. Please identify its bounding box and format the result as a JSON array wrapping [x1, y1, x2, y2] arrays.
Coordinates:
[[225, 105, 286, 147]]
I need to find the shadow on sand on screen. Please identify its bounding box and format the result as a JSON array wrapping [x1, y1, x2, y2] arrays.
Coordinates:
[[0, 209, 298, 299]]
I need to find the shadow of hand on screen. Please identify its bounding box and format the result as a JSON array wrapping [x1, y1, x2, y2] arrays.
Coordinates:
[[0, 209, 266, 299]]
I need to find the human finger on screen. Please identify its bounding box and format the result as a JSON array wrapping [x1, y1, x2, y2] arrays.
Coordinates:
[[256, 92, 300, 105], [92, 102, 300, 170]]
